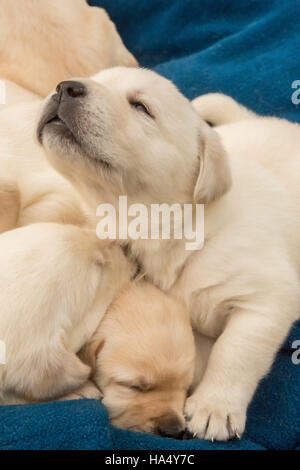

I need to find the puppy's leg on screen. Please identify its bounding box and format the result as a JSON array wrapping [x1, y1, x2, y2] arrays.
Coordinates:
[[185, 303, 299, 441], [0, 179, 20, 233], [190, 332, 214, 393], [59, 380, 103, 402], [192, 93, 256, 126]]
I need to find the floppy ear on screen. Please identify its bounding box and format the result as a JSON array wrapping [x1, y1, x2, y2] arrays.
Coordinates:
[[193, 127, 232, 204], [78, 336, 105, 372]]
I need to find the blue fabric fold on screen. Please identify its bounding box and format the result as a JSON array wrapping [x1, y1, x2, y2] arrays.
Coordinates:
[[1, 0, 299, 450]]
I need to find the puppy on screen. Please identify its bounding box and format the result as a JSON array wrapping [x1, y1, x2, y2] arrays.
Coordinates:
[[0, 101, 90, 233], [0, 0, 137, 97], [75, 281, 197, 438], [38, 67, 300, 440], [0, 222, 134, 404]]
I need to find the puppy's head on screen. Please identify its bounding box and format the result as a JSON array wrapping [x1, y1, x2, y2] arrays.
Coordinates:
[[37, 67, 231, 209], [81, 282, 195, 437]]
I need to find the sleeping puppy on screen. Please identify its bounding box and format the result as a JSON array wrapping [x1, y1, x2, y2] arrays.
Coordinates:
[[0, 101, 90, 233], [72, 281, 202, 438], [37, 67, 300, 440], [0, 0, 137, 97], [0, 222, 134, 404]]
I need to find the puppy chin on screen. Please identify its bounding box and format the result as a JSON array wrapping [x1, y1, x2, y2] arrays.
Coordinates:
[[42, 127, 82, 157], [111, 416, 155, 435]]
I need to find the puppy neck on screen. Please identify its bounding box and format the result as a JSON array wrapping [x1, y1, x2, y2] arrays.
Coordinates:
[[126, 237, 194, 292]]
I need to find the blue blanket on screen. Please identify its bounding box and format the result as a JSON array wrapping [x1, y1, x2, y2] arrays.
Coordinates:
[[1, 0, 300, 451]]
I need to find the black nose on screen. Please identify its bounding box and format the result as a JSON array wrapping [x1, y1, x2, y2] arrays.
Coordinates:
[[55, 81, 87, 100], [156, 416, 185, 439]]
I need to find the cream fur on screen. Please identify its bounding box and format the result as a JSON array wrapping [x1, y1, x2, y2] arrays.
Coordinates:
[[0, 0, 137, 97], [0, 79, 40, 108]]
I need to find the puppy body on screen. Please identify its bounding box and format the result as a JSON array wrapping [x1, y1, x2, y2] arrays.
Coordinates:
[[38, 68, 300, 440], [0, 0, 137, 97], [78, 281, 196, 437], [0, 223, 133, 404]]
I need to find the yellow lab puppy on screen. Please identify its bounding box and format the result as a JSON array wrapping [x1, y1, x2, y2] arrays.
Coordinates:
[[0, 0, 137, 97], [76, 281, 198, 438], [0, 223, 134, 405]]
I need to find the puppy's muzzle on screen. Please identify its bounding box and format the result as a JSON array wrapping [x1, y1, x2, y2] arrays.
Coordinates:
[[37, 80, 87, 144], [156, 414, 186, 439]]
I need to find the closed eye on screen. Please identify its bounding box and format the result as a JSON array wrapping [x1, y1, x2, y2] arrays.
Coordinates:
[[130, 384, 146, 392], [116, 380, 154, 392], [129, 100, 154, 118]]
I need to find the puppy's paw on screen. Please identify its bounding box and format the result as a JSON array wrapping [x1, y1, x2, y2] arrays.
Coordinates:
[[60, 380, 103, 401], [185, 392, 246, 441]]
